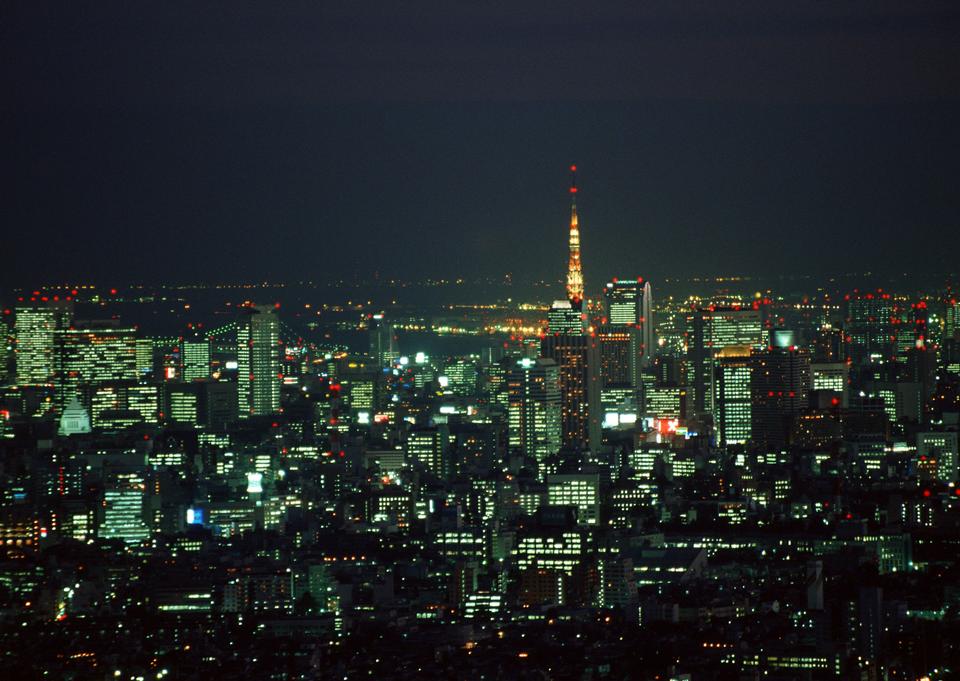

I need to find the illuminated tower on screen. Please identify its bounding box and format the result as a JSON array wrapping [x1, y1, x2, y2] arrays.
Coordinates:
[[566, 165, 584, 309]]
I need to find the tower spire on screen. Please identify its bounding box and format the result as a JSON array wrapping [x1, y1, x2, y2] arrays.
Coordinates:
[[566, 164, 584, 308]]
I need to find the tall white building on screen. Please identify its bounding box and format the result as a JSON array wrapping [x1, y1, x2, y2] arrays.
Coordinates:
[[237, 306, 281, 417]]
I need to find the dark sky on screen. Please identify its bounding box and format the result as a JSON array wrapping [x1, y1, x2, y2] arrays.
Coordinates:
[[3, 1, 960, 291]]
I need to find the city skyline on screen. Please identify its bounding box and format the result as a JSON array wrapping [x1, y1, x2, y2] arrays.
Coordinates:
[[4, 4, 960, 680]]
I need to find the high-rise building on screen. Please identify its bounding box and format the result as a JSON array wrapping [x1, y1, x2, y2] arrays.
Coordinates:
[[810, 324, 846, 362], [644, 385, 686, 421], [641, 281, 654, 365], [751, 346, 811, 451], [369, 314, 398, 367], [507, 358, 562, 474], [237, 305, 281, 418], [443, 357, 478, 397], [541, 334, 600, 452], [595, 325, 639, 388], [845, 290, 899, 365], [714, 345, 753, 446], [135, 338, 155, 378], [687, 306, 763, 416], [602, 278, 654, 366], [0, 310, 13, 384], [405, 425, 450, 479], [604, 279, 640, 325], [946, 298, 960, 341], [181, 337, 211, 381], [14, 303, 71, 386], [54, 322, 137, 409], [101, 472, 150, 544], [548, 300, 585, 335]]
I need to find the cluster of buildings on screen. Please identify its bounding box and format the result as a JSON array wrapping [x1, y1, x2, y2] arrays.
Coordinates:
[[1, 182, 959, 679]]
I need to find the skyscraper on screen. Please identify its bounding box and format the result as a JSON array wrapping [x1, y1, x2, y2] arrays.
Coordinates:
[[844, 290, 898, 365], [237, 305, 281, 417], [181, 336, 211, 381], [604, 279, 640, 326], [507, 358, 562, 475], [602, 278, 654, 366], [641, 280, 654, 365], [541, 334, 600, 453], [0, 310, 12, 385], [548, 300, 584, 334], [687, 306, 763, 416], [14, 302, 71, 386], [713, 345, 753, 446], [751, 346, 811, 451], [369, 313, 398, 367], [54, 322, 137, 409]]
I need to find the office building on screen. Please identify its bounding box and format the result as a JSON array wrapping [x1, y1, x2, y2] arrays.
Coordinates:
[[714, 345, 753, 446], [14, 303, 71, 386], [507, 358, 562, 473], [541, 334, 600, 452], [237, 305, 281, 417], [54, 322, 137, 409]]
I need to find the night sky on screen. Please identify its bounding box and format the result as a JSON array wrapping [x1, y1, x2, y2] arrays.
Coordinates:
[[4, 2, 960, 290]]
